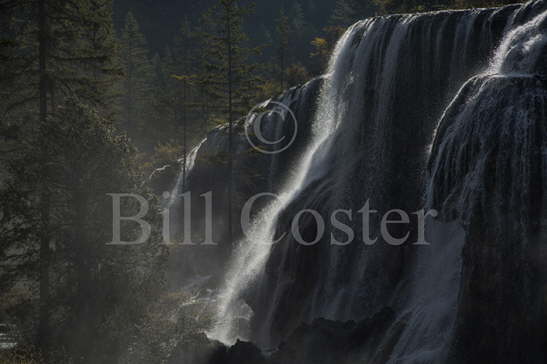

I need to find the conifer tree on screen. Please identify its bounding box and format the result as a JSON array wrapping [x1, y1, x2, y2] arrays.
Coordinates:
[[289, 1, 306, 31], [37, 1, 50, 356], [199, 0, 260, 120], [330, 0, 358, 28], [288, 1, 310, 61], [1, 0, 120, 137], [199, 0, 261, 246], [0, 2, 154, 361], [179, 17, 214, 139], [118, 11, 153, 148], [172, 17, 200, 146], [276, 9, 290, 90]]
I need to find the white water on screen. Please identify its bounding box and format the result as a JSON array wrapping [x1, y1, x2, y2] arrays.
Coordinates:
[[490, 10, 547, 75], [388, 9, 547, 363], [168, 140, 204, 208], [201, 1, 547, 355], [387, 220, 465, 364], [207, 22, 364, 346]]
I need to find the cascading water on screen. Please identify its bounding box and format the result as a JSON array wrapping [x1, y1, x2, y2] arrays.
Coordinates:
[[207, 22, 364, 346], [255, 2, 545, 351], [169, 141, 204, 208], [422, 9, 547, 363], [383, 12, 547, 363], [168, 1, 546, 362], [249, 6, 523, 348]]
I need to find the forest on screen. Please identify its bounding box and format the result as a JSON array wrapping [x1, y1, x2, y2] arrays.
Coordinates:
[[1, 0, 543, 363]]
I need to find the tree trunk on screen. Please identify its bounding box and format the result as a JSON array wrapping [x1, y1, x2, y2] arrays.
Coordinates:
[[226, 3, 234, 248], [73, 186, 91, 364], [37, 0, 51, 360], [182, 79, 188, 191]]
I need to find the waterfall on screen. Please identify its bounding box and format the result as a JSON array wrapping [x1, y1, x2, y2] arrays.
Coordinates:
[[207, 21, 367, 346], [428, 9, 547, 224], [165, 1, 547, 360], [388, 9, 546, 363], [383, 220, 465, 364], [251, 9, 506, 347]]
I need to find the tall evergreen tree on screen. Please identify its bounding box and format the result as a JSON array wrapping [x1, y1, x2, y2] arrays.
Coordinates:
[[179, 17, 215, 139], [287, 1, 310, 65], [329, 0, 358, 28], [199, 0, 261, 120], [172, 16, 201, 147], [37, 1, 51, 356], [289, 1, 306, 31], [274, 1, 312, 88], [275, 9, 290, 90], [1, 0, 120, 147], [199, 0, 261, 245], [0, 2, 162, 362], [118, 11, 153, 148]]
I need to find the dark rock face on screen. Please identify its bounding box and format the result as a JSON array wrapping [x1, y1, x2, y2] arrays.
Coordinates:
[[201, 309, 395, 364], [210, 340, 268, 364], [167, 1, 547, 363], [167, 334, 225, 364], [269, 308, 396, 364]]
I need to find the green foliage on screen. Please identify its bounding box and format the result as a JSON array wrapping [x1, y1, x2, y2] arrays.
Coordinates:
[[276, 9, 290, 90], [0, 0, 122, 153], [1, 96, 166, 363], [272, 4, 315, 90], [0, 2, 167, 363], [117, 11, 154, 148], [198, 0, 263, 123], [286, 63, 311, 86], [310, 37, 332, 72], [330, 0, 359, 27]]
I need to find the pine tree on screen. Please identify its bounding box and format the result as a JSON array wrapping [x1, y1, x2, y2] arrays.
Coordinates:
[[150, 51, 178, 142], [172, 16, 201, 146], [187, 17, 215, 138], [289, 1, 306, 32], [276, 9, 290, 90], [118, 11, 153, 148], [162, 18, 203, 183], [43, 98, 143, 364], [199, 0, 261, 246], [0, 1, 143, 361], [330, 0, 358, 28], [42, 0, 121, 111], [76, 0, 122, 116], [37, 1, 50, 357], [199, 0, 261, 120], [1, 0, 120, 141]]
